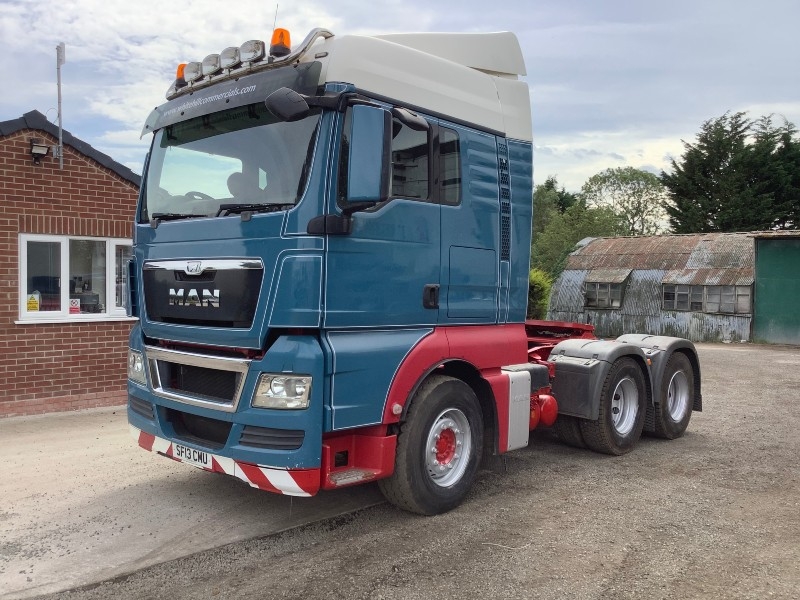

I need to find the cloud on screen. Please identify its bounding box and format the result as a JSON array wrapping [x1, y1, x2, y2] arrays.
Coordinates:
[[3, 0, 800, 194]]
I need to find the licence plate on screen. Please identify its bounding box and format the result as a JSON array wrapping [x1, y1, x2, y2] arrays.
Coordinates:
[[173, 443, 213, 470]]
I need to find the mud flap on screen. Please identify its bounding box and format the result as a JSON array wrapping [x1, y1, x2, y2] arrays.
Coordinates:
[[548, 339, 651, 420]]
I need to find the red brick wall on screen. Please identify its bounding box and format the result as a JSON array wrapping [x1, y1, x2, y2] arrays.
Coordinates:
[[0, 127, 139, 417]]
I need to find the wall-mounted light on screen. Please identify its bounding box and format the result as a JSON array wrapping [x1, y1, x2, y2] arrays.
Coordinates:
[[30, 138, 50, 165]]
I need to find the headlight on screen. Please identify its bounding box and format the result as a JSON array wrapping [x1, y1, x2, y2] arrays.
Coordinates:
[[253, 374, 311, 409], [128, 350, 147, 385]]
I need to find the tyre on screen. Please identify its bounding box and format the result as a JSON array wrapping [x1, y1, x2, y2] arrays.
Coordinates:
[[579, 357, 646, 455], [551, 415, 586, 449], [378, 375, 484, 515], [651, 352, 694, 439]]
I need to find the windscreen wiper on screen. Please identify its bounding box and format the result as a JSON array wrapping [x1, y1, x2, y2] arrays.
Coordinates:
[[149, 213, 207, 228], [216, 203, 294, 218]]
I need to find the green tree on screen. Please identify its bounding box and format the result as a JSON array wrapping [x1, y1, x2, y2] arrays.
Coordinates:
[[756, 117, 800, 229], [580, 167, 666, 235], [533, 176, 578, 237], [526, 269, 552, 320], [661, 112, 800, 232], [531, 200, 625, 278]]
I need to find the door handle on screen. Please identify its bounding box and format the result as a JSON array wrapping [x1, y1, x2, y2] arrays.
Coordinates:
[[422, 284, 439, 309]]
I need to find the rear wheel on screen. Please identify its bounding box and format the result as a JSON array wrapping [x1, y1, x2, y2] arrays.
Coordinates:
[[378, 375, 483, 515], [551, 415, 586, 448], [579, 357, 646, 455], [652, 352, 694, 439]]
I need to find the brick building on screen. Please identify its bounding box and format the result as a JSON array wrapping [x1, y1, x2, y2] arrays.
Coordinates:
[[0, 110, 140, 417]]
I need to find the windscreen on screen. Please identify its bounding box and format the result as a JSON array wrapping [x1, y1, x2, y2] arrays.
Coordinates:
[[141, 103, 320, 221]]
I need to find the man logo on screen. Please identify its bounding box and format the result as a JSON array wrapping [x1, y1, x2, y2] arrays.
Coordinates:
[[185, 261, 203, 274], [169, 288, 220, 308]]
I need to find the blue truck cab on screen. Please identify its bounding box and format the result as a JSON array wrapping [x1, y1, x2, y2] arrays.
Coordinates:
[[127, 28, 701, 515]]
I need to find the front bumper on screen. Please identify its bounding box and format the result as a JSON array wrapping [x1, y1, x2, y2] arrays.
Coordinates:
[[130, 425, 320, 497]]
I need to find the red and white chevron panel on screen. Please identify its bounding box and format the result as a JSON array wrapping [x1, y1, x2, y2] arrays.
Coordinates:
[[130, 425, 320, 497]]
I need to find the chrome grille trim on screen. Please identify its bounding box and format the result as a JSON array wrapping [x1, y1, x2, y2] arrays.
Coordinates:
[[144, 345, 251, 413], [143, 258, 264, 273]]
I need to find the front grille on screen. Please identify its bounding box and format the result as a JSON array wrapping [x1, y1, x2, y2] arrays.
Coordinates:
[[142, 258, 263, 328], [129, 397, 155, 420], [168, 409, 232, 449], [240, 425, 305, 450], [169, 364, 237, 403], [145, 346, 250, 412]]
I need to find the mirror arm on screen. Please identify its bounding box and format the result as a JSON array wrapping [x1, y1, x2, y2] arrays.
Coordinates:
[[342, 201, 377, 216]]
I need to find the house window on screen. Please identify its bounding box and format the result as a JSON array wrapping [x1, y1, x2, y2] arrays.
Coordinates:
[[662, 284, 752, 314], [20, 234, 132, 320], [584, 282, 625, 309]]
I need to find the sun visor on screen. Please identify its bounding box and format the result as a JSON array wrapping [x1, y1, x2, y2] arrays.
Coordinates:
[[141, 62, 322, 137]]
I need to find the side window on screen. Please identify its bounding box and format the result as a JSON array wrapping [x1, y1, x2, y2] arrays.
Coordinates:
[[391, 118, 429, 199], [439, 127, 461, 205], [336, 108, 352, 206]]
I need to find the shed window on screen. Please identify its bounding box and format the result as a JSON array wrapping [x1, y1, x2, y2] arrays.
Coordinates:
[[663, 285, 703, 311], [662, 284, 751, 314], [706, 285, 751, 315], [584, 282, 625, 309]]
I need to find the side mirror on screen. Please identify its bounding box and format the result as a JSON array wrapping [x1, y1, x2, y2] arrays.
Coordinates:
[[346, 105, 391, 204], [265, 87, 310, 122]]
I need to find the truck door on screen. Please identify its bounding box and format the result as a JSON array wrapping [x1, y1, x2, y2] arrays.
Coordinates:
[[438, 124, 501, 324], [324, 108, 440, 328]]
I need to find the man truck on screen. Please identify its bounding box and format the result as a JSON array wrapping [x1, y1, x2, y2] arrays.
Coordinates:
[[127, 27, 701, 515]]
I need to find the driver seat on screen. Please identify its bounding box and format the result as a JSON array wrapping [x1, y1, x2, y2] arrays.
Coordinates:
[[227, 172, 261, 200]]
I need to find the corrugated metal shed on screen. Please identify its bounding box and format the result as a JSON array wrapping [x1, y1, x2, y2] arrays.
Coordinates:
[[565, 232, 753, 272], [548, 232, 757, 342]]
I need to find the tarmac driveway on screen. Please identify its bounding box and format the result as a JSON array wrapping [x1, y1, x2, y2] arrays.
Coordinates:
[[0, 408, 382, 599]]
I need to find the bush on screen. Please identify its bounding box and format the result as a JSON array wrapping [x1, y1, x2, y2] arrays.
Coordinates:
[[527, 268, 552, 320]]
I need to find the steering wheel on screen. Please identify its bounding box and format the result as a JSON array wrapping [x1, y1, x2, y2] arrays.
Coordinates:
[[185, 191, 214, 202]]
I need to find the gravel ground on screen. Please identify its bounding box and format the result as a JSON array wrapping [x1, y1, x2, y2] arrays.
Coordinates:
[[36, 344, 800, 599]]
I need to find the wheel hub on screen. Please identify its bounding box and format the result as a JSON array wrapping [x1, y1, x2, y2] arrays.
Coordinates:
[[425, 409, 472, 488], [435, 428, 457, 464], [610, 376, 638, 436], [667, 370, 690, 421]]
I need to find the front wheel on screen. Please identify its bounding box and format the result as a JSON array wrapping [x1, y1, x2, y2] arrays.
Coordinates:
[[579, 357, 646, 455], [651, 352, 694, 439], [379, 375, 483, 515]]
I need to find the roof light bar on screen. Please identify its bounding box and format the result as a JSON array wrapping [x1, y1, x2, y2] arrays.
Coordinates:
[[165, 28, 334, 100]]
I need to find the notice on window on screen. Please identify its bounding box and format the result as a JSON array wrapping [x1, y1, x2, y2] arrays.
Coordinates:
[[27, 293, 40, 312], [69, 298, 80, 314]]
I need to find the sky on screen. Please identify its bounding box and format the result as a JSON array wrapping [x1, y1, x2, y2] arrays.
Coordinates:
[[1, 0, 798, 191]]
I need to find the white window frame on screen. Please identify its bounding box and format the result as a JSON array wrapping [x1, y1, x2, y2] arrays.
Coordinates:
[[18, 233, 135, 323]]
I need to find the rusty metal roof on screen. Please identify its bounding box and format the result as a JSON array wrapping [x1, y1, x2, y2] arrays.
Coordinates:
[[585, 268, 632, 283], [565, 232, 754, 273], [662, 267, 754, 286]]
